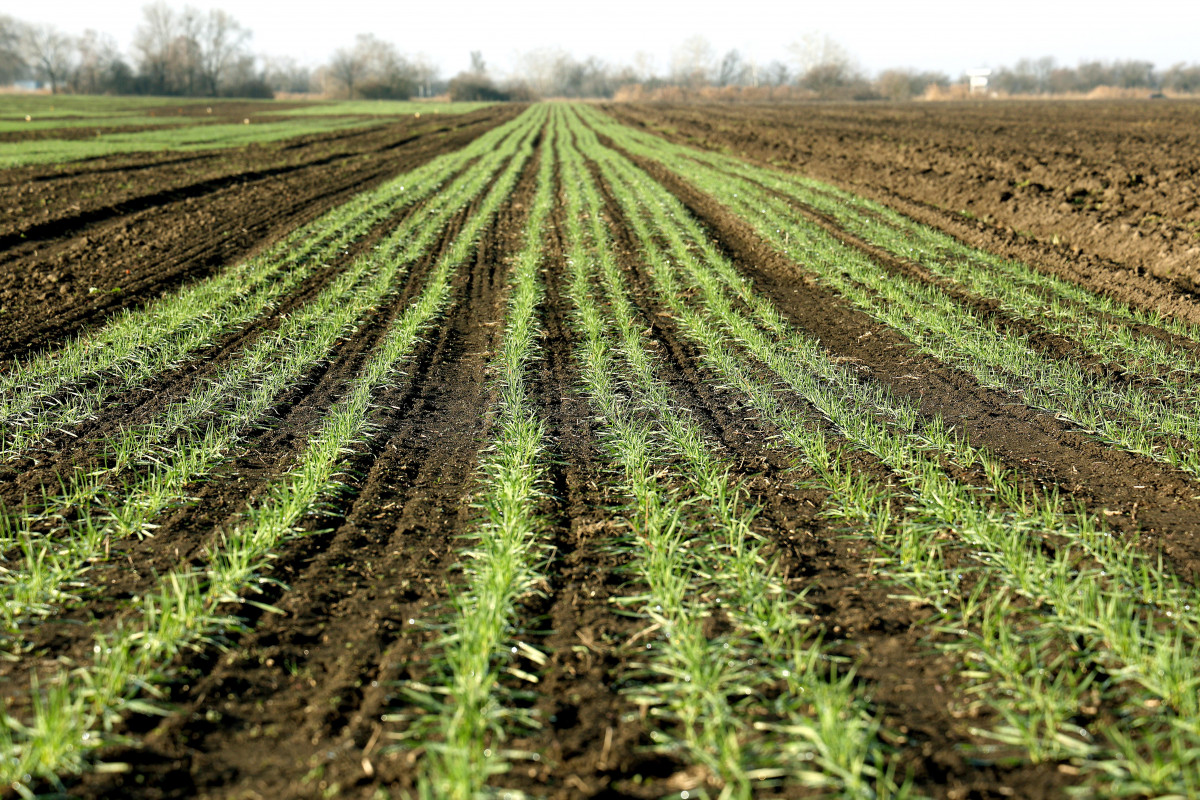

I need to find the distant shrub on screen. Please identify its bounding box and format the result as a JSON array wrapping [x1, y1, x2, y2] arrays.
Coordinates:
[[449, 74, 508, 102]]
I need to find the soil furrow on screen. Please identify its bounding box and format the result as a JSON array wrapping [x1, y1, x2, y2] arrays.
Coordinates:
[[65, 140, 536, 800], [604, 102, 1200, 324], [0, 107, 518, 362], [609, 143, 1200, 583], [0, 167, 484, 507], [575, 145, 1081, 799], [489, 198, 661, 798]]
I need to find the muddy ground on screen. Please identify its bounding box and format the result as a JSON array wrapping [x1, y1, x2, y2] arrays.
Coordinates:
[[607, 100, 1200, 320], [0, 100, 319, 142], [5, 103, 1200, 799], [0, 104, 518, 361]]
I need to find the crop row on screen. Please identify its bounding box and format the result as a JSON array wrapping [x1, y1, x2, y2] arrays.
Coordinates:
[[6, 102, 1200, 797], [575, 104, 1200, 795], [392, 110, 558, 800], [0, 118, 381, 168], [583, 109, 1200, 482], [0, 107, 544, 640], [0, 105, 547, 794], [0, 101, 493, 168]]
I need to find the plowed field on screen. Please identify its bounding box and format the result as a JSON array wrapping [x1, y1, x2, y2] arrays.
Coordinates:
[[4, 101, 1200, 800]]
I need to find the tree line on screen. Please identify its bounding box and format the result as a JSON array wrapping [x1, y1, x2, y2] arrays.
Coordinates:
[[2, 5, 270, 96], [985, 56, 1200, 95], [2, 7, 1198, 101]]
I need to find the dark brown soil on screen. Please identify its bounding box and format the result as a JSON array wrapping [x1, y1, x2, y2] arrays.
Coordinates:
[[606, 100, 1200, 323], [0, 104, 519, 362], [59, 131, 538, 800], [8, 101, 1200, 800], [0, 100, 319, 143], [598, 107, 1200, 580]]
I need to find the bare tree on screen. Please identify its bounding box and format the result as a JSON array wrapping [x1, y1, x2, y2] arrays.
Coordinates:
[[171, 5, 204, 94], [199, 9, 249, 95], [1162, 62, 1200, 93], [876, 67, 949, 100], [326, 35, 417, 100], [670, 35, 714, 88], [469, 50, 486, 76], [508, 48, 632, 98], [788, 33, 864, 97], [788, 33, 852, 76], [632, 51, 657, 83], [1113, 60, 1155, 88], [715, 49, 750, 87], [359, 35, 416, 98], [515, 47, 567, 97], [23, 23, 75, 93], [221, 52, 271, 97], [133, 3, 255, 96], [409, 53, 439, 97], [0, 15, 27, 85], [133, 2, 175, 93], [263, 55, 312, 94], [449, 51, 506, 101], [328, 43, 366, 98], [73, 29, 125, 93], [762, 60, 790, 86]]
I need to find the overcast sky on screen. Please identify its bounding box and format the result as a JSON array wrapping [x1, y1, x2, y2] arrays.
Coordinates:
[[18, 0, 1200, 78]]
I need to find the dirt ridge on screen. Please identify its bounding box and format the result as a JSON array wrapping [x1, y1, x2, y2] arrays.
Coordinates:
[[0, 107, 517, 363], [609, 135, 1200, 586]]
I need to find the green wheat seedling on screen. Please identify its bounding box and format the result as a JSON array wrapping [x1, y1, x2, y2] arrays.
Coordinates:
[[0, 114, 528, 459], [583, 108, 1200, 483], [398, 118, 557, 800], [557, 109, 911, 799], [586, 104, 1200, 622], [711, 162, 1200, 436], [0, 106, 547, 795], [670, 136, 1200, 360], [0, 113, 544, 639], [0, 117, 381, 168], [577, 106, 1200, 794]]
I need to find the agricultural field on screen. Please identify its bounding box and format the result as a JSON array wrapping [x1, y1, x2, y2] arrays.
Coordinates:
[[0, 97, 489, 167], [2, 98, 1200, 800]]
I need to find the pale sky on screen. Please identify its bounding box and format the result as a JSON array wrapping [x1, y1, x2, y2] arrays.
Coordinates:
[[22, 0, 1200, 78]]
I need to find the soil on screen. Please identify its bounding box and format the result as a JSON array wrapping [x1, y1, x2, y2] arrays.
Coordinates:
[[0, 104, 519, 361], [573, 151, 1079, 799], [6, 101, 1200, 799], [0, 100, 319, 142], [606, 100, 1200, 321], [599, 106, 1200, 569]]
